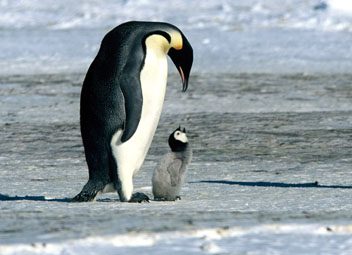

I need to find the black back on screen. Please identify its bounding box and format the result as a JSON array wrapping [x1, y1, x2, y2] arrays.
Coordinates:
[[81, 21, 184, 144]]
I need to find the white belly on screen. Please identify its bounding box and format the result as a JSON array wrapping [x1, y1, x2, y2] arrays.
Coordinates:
[[111, 47, 168, 180]]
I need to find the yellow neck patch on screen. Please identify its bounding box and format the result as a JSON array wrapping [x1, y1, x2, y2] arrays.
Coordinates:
[[169, 31, 183, 50], [145, 30, 183, 54]]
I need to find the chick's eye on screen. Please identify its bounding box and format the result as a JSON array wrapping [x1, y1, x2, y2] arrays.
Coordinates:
[[176, 132, 180, 136]]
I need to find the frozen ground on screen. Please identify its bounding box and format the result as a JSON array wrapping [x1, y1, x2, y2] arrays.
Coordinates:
[[0, 73, 352, 254], [1, 0, 352, 75], [1, 0, 352, 254]]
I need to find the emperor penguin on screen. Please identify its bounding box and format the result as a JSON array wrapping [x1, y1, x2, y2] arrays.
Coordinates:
[[73, 21, 193, 202], [152, 127, 192, 201]]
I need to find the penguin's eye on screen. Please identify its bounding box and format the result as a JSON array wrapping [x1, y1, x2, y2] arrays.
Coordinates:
[[175, 131, 180, 136]]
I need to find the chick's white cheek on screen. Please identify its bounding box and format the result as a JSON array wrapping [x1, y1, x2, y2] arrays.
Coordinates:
[[177, 133, 188, 143]]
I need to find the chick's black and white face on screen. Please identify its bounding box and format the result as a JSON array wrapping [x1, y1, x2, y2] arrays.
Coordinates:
[[168, 127, 189, 152], [174, 130, 188, 144]]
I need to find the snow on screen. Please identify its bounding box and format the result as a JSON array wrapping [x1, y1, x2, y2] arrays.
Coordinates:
[[2, 224, 352, 255], [328, 0, 352, 15], [1, 0, 352, 75], [1, 73, 352, 254], [1, 0, 352, 254]]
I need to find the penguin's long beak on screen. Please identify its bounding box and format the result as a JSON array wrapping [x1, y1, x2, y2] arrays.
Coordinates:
[[168, 34, 193, 92], [178, 66, 187, 92]]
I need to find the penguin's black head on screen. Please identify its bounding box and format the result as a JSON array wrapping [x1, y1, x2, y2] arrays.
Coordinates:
[[167, 32, 193, 92], [124, 21, 193, 92], [168, 126, 189, 152]]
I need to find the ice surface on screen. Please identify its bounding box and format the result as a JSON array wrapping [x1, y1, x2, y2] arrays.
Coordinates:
[[1, 0, 352, 254], [1, 0, 352, 75], [1, 74, 352, 254], [2, 224, 352, 255]]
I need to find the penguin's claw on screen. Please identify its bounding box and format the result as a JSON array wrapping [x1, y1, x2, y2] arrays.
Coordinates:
[[71, 180, 103, 202], [129, 192, 150, 203], [71, 192, 96, 202]]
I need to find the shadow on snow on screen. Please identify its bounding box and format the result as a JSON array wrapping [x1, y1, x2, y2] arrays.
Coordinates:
[[0, 194, 120, 202], [0, 194, 71, 202], [2, 180, 352, 202], [195, 180, 352, 189]]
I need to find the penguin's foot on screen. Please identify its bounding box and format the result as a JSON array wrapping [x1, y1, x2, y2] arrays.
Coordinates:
[[71, 180, 103, 202], [153, 197, 166, 201], [71, 192, 96, 202], [129, 192, 150, 203], [154, 196, 181, 202]]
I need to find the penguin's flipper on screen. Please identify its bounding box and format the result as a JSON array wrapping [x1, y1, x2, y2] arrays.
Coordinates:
[[119, 74, 143, 143], [167, 159, 183, 187]]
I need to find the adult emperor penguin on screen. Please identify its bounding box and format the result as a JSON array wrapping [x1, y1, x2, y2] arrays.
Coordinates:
[[72, 21, 193, 202], [152, 126, 192, 201]]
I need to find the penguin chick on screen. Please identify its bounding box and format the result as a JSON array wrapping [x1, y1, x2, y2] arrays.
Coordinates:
[[152, 126, 192, 201]]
